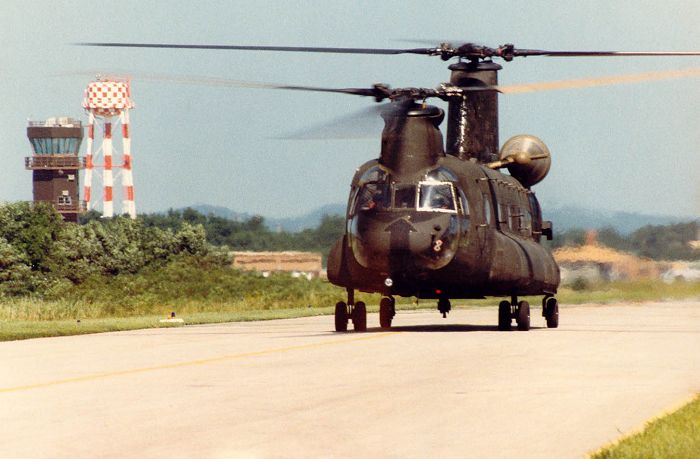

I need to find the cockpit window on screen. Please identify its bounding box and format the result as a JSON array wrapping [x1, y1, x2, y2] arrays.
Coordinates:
[[393, 184, 417, 209], [418, 182, 457, 212], [426, 167, 458, 182], [354, 173, 460, 213], [358, 166, 388, 185], [357, 182, 389, 211]]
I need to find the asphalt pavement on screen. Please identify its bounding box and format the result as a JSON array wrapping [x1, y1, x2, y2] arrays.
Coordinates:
[[1, 300, 699, 458]]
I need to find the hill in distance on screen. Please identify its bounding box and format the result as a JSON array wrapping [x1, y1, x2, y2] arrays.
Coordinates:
[[186, 203, 694, 234]]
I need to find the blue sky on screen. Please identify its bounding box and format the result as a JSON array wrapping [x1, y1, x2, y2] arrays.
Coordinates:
[[1, 0, 698, 218]]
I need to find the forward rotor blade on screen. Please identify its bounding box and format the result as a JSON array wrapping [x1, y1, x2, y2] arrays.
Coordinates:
[[75, 42, 436, 56], [276, 105, 387, 140], [497, 67, 700, 94], [64, 71, 388, 98]]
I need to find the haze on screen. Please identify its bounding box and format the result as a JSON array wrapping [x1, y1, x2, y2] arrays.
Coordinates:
[[1, 0, 698, 219]]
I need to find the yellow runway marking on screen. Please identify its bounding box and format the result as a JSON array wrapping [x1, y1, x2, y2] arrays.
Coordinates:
[[0, 332, 394, 394]]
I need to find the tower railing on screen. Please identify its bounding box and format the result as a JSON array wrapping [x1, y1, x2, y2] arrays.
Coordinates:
[[25, 156, 86, 169], [32, 200, 87, 213]]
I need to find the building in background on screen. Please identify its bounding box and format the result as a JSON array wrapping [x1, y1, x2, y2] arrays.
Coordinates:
[[25, 117, 86, 222], [231, 251, 324, 279]]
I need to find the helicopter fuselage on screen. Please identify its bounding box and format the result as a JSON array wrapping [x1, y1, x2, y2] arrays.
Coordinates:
[[327, 154, 560, 300]]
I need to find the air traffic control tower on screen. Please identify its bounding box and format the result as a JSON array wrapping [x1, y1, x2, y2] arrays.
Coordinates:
[[25, 117, 86, 222]]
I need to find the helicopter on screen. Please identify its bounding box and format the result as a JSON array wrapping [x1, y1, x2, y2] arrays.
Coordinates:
[[79, 41, 700, 332]]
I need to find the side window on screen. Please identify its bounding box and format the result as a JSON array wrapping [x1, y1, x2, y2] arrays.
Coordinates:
[[528, 193, 542, 235], [499, 203, 509, 226], [521, 209, 532, 236], [509, 205, 521, 233], [482, 194, 493, 226], [458, 190, 470, 218]]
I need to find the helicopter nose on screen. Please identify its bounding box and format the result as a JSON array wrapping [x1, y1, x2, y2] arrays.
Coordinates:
[[349, 212, 457, 272]]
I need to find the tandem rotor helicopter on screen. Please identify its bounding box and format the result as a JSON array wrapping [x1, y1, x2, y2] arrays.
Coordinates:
[[80, 41, 700, 332]]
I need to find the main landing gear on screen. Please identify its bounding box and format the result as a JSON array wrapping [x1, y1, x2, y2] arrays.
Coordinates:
[[498, 295, 530, 331], [335, 288, 367, 332], [379, 296, 396, 329], [497, 295, 559, 331], [542, 296, 559, 328]]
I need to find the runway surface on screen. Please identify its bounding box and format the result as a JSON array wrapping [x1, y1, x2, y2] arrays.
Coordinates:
[[1, 301, 699, 458]]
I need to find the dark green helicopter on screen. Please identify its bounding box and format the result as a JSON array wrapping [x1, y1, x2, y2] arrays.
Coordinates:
[[80, 42, 700, 332]]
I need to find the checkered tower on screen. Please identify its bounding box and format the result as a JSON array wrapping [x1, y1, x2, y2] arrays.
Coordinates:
[[82, 77, 136, 218]]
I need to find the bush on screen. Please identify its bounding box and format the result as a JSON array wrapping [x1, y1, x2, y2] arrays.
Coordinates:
[[0, 202, 214, 298], [570, 277, 590, 291]]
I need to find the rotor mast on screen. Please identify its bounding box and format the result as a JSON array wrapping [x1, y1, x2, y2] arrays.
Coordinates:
[[445, 60, 501, 163]]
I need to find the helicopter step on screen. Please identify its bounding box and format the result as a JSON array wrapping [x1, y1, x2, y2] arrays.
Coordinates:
[[335, 288, 367, 332]]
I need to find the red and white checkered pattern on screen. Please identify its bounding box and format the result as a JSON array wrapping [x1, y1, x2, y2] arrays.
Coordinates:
[[82, 80, 134, 118]]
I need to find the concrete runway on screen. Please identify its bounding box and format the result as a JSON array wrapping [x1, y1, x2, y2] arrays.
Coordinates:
[[1, 301, 699, 458]]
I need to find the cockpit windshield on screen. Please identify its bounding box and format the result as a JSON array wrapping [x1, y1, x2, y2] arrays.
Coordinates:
[[354, 166, 458, 214], [418, 181, 457, 212]]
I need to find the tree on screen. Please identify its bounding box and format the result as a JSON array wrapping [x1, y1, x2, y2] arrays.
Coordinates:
[[0, 202, 63, 271]]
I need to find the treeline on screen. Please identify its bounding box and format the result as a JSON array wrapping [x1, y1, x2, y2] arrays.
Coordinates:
[[1, 201, 695, 301], [549, 222, 699, 261], [0, 202, 216, 297], [137, 208, 345, 254], [140, 208, 697, 261]]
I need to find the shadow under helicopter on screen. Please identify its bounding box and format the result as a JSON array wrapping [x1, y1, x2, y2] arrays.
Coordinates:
[[342, 324, 546, 333]]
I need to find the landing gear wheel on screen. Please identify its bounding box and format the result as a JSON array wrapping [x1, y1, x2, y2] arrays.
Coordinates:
[[334, 301, 348, 332], [498, 300, 512, 331], [438, 298, 451, 318], [516, 300, 530, 331], [379, 297, 394, 328], [352, 301, 367, 332], [544, 297, 559, 328]]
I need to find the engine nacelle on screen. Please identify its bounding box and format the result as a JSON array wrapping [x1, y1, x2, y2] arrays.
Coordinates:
[[499, 134, 551, 187]]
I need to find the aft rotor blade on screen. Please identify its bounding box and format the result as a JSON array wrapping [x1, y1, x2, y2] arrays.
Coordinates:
[[76, 42, 700, 62], [498, 67, 700, 94], [514, 49, 700, 57], [76, 42, 436, 56]]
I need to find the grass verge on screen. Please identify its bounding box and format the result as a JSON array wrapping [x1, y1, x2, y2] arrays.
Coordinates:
[[0, 279, 698, 342], [590, 394, 700, 459]]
